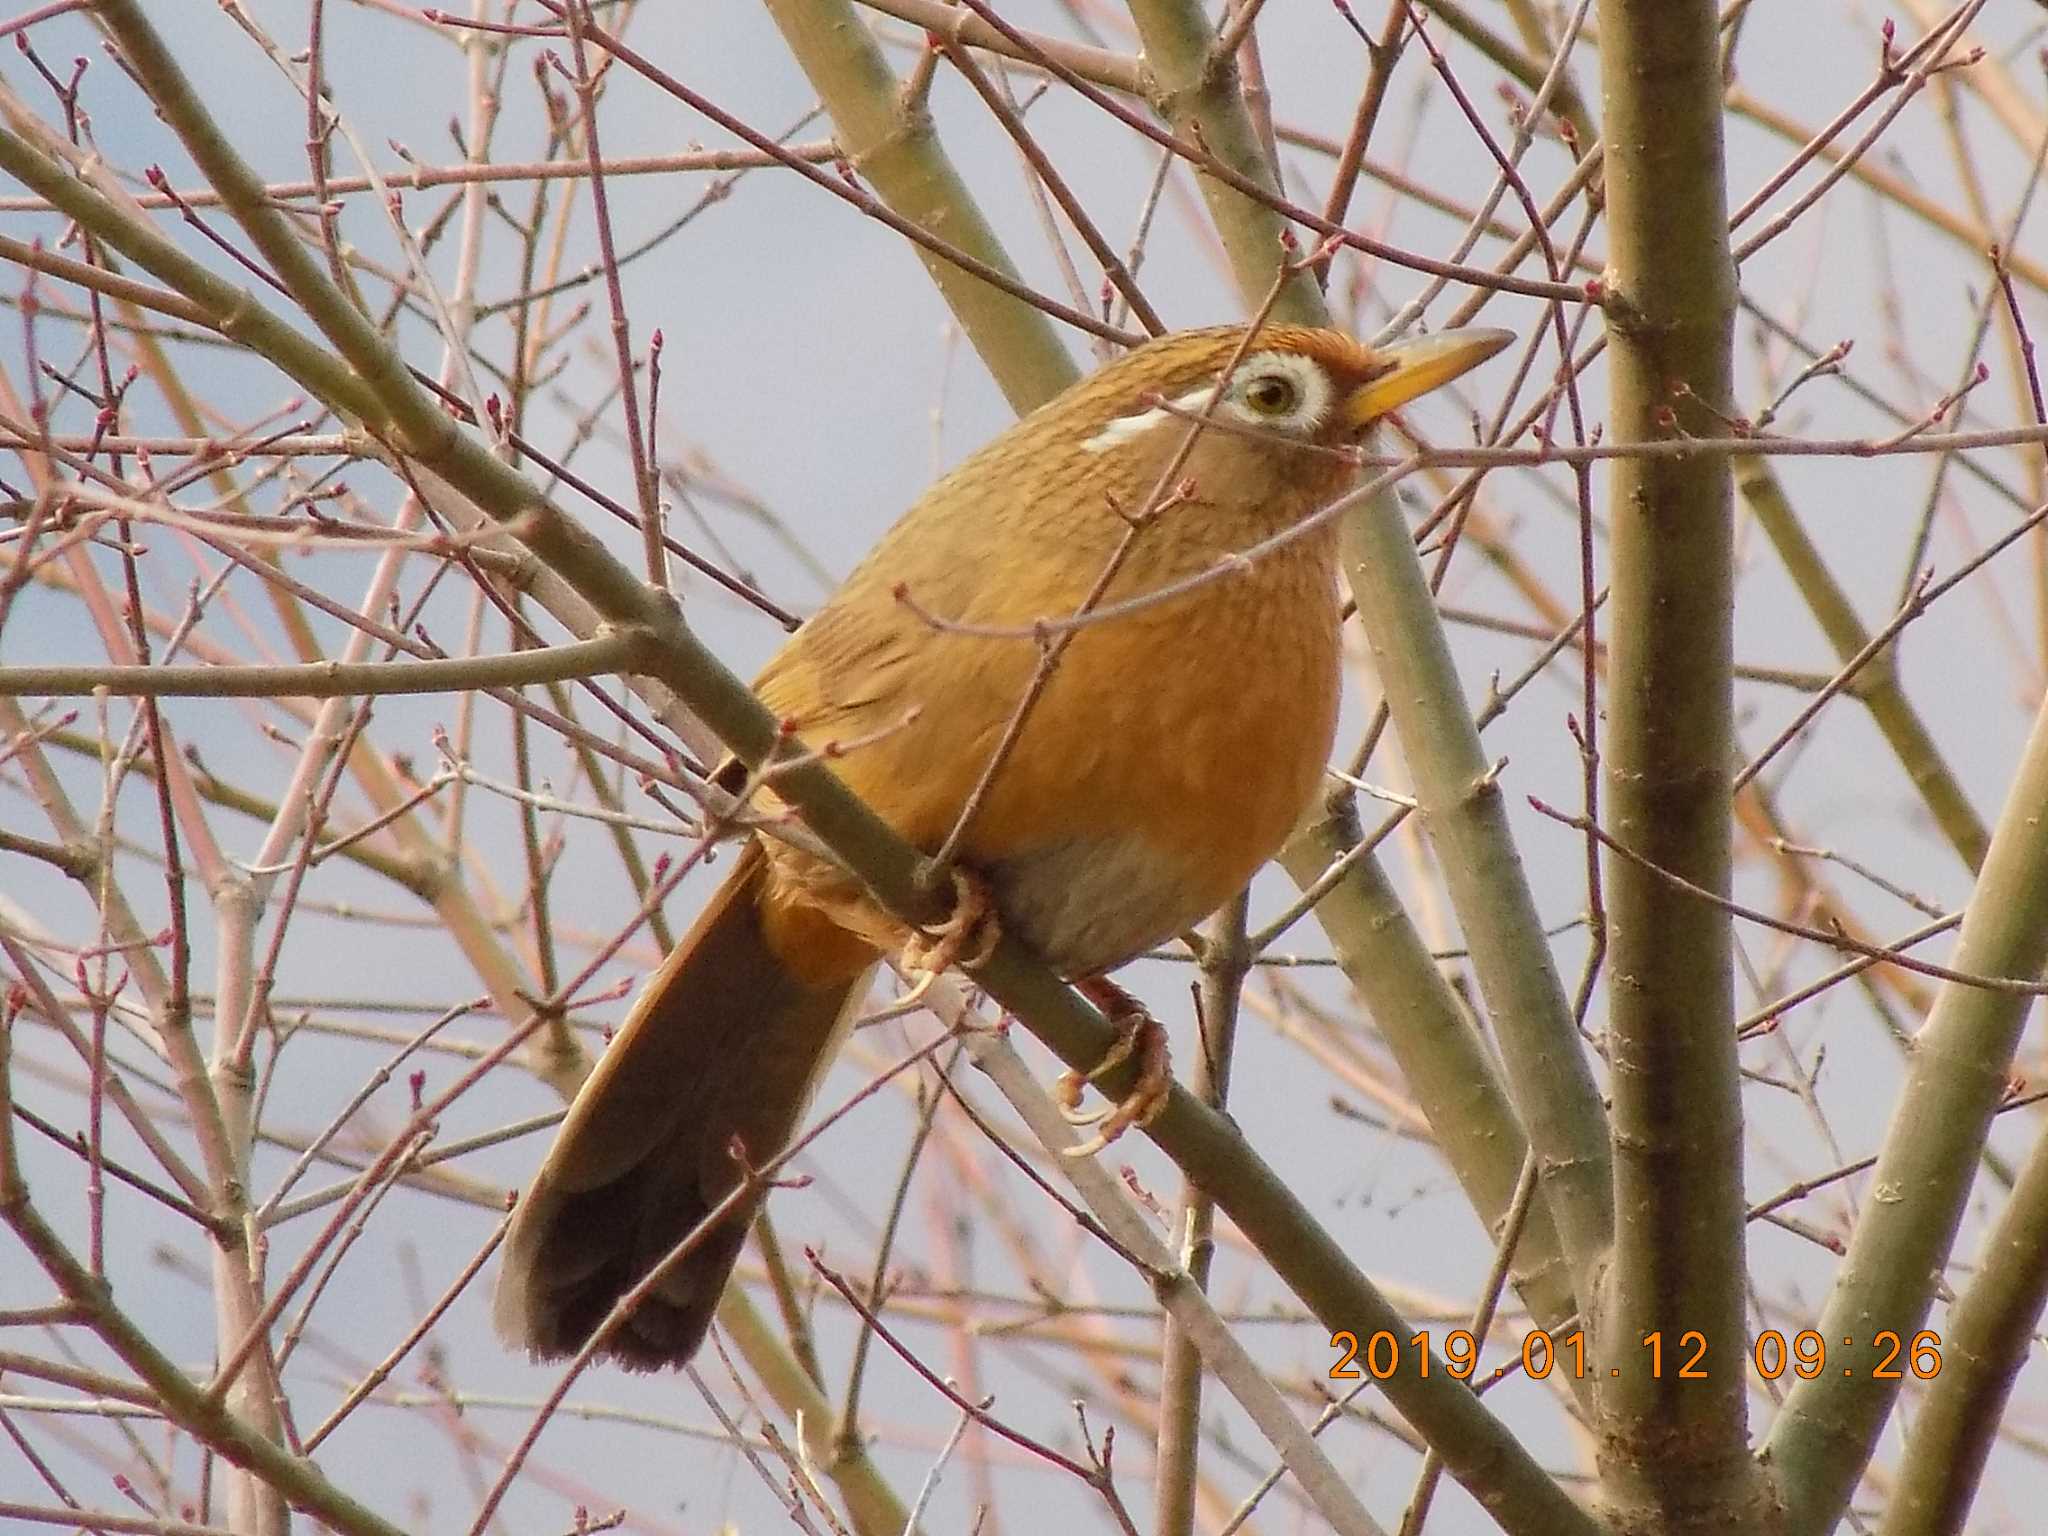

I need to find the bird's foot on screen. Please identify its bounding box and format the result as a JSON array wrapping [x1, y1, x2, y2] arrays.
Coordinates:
[[904, 865, 1001, 972], [872, 868, 1001, 1021], [1056, 976, 1172, 1157]]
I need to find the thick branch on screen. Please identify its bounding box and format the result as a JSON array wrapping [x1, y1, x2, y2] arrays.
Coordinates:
[[1592, 0, 1764, 1527], [757, 0, 1080, 410], [1765, 690, 2048, 1533]]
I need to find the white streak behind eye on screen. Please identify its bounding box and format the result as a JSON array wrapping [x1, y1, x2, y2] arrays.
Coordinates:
[[1080, 384, 1220, 455]]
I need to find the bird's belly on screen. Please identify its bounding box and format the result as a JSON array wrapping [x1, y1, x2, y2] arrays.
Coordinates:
[[970, 577, 1341, 974], [983, 833, 1209, 979]]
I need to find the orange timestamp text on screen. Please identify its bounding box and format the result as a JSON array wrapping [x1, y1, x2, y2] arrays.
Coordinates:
[[1329, 1328, 1944, 1383]]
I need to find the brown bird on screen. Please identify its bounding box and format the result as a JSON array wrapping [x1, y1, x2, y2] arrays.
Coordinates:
[[494, 322, 1512, 1370]]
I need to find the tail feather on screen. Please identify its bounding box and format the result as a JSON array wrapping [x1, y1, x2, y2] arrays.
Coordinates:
[[494, 843, 871, 1370]]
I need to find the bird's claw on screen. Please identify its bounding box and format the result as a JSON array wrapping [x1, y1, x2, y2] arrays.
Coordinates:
[[1057, 978, 1171, 1157], [902, 865, 1001, 973], [871, 868, 1001, 1022]]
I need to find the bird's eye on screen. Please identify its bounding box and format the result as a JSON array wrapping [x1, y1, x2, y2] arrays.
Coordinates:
[[1242, 373, 1300, 416]]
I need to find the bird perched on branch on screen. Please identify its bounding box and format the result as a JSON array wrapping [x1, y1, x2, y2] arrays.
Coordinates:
[[494, 321, 1512, 1370]]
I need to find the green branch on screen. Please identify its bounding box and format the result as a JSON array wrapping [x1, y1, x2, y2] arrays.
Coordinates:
[[1765, 692, 2048, 1533], [1875, 1120, 2048, 1536], [1279, 797, 1578, 1339], [1592, 0, 1765, 1526], [759, 0, 1081, 410]]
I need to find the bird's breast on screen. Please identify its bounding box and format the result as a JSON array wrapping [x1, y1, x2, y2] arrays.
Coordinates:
[[959, 536, 1343, 971]]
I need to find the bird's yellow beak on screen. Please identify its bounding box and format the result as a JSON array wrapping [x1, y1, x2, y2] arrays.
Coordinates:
[[1342, 327, 1516, 427]]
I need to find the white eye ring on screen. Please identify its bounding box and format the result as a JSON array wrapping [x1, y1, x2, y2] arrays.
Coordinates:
[[1220, 351, 1332, 433]]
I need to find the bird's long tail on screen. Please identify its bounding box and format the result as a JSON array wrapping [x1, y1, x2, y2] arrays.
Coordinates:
[[493, 841, 872, 1369]]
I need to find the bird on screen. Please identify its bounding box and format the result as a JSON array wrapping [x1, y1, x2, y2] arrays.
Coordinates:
[[493, 321, 1513, 1370]]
